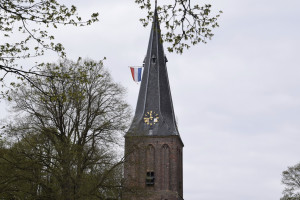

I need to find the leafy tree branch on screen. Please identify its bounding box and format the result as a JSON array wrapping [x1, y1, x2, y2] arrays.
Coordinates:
[[135, 0, 222, 53], [0, 0, 99, 83]]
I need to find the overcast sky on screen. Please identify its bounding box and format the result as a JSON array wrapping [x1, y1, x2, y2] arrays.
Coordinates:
[[1, 0, 300, 199]]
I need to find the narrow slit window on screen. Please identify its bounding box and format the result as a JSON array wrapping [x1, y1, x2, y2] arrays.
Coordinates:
[[151, 55, 157, 63]]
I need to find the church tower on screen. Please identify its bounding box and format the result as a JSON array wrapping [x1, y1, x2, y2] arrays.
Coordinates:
[[124, 5, 184, 200]]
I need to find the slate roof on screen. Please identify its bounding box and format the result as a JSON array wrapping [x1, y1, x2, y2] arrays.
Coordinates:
[[127, 7, 180, 137]]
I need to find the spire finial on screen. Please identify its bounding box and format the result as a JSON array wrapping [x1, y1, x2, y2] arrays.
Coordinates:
[[155, 0, 157, 8]]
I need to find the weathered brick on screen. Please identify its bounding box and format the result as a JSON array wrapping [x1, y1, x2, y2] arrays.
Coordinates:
[[124, 136, 183, 200]]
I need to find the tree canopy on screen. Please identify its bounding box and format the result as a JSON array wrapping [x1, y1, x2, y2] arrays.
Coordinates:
[[0, 59, 130, 200], [281, 162, 300, 200]]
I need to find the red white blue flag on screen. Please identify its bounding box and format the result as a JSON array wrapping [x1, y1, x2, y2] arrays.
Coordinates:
[[130, 67, 142, 82]]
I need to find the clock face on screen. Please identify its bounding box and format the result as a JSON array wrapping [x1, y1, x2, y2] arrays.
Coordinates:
[[144, 111, 159, 126]]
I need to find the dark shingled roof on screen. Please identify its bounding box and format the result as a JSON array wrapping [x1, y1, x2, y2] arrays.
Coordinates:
[[127, 7, 180, 137]]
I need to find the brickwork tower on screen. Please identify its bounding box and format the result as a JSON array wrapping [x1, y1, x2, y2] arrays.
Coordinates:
[[124, 6, 184, 200]]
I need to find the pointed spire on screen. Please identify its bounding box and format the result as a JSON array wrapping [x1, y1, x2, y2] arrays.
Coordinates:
[[127, 6, 180, 137]]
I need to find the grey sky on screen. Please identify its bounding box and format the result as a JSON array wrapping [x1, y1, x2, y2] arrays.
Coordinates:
[[1, 0, 300, 199]]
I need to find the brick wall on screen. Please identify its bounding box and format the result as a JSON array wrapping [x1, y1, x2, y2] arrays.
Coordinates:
[[123, 135, 184, 200]]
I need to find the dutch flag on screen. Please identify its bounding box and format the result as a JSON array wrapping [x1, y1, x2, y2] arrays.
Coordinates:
[[130, 67, 142, 82]]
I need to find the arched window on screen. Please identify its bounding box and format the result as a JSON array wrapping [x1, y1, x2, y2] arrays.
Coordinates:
[[161, 144, 170, 190], [131, 146, 139, 183], [146, 144, 155, 171], [146, 145, 155, 186]]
